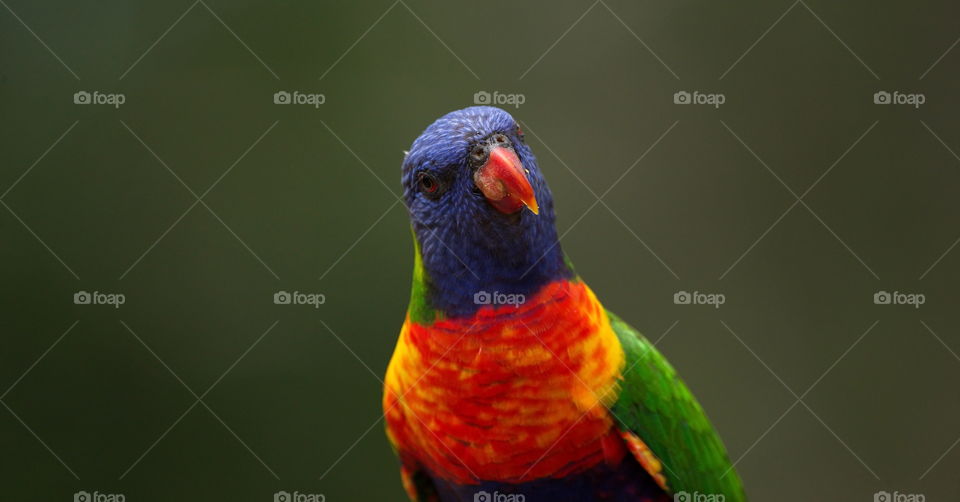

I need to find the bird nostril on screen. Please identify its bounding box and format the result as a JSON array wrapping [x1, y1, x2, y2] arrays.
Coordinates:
[[494, 134, 507, 144], [472, 146, 485, 160]]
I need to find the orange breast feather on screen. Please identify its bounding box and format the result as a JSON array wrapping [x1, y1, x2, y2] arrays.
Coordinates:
[[383, 280, 626, 484]]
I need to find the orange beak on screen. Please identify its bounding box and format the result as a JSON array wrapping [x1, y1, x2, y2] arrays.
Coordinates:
[[473, 146, 539, 215]]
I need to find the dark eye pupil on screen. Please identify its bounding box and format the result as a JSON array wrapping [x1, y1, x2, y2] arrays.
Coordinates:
[[419, 174, 437, 193]]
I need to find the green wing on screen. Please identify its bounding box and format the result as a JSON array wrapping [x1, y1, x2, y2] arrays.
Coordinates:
[[607, 311, 747, 500]]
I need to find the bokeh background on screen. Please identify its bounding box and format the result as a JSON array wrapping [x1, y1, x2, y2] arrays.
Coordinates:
[[2, 0, 959, 500]]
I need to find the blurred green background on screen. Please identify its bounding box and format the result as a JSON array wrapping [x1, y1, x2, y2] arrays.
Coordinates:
[[1, 0, 959, 500]]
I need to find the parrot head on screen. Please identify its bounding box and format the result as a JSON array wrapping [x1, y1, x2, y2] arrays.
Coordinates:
[[402, 106, 572, 319]]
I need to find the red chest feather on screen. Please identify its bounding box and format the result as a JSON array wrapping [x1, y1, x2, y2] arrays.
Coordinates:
[[384, 280, 625, 484]]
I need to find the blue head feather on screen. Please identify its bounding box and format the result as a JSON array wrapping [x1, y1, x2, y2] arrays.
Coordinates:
[[402, 106, 572, 319]]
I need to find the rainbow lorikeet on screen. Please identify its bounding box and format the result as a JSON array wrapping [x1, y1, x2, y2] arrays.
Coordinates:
[[384, 106, 746, 502]]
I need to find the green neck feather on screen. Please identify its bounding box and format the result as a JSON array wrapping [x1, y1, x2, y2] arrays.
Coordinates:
[[407, 233, 441, 325]]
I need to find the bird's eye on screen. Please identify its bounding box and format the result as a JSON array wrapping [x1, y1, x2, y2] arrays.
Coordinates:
[[417, 172, 439, 194], [515, 126, 525, 142]]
